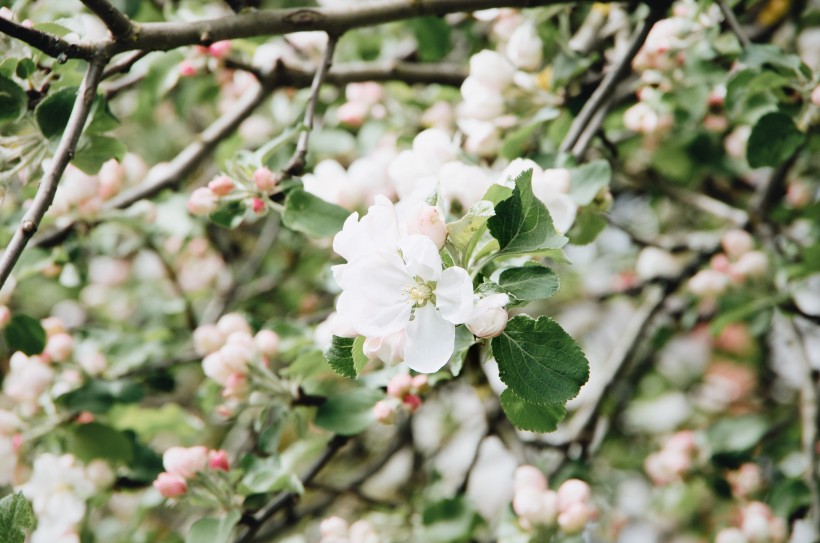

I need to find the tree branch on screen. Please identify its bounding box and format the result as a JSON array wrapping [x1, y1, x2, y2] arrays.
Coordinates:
[[0, 16, 98, 60], [560, 2, 669, 156], [284, 34, 338, 176], [0, 55, 107, 291], [716, 0, 751, 49], [103, 50, 149, 79], [80, 0, 137, 39]]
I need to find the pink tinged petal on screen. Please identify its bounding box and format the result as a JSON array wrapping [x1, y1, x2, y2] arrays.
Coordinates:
[[435, 266, 474, 324], [397, 235, 442, 281], [403, 304, 455, 373]]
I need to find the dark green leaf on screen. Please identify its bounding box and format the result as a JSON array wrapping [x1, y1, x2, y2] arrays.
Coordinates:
[[314, 387, 383, 435], [488, 169, 568, 255], [14, 59, 35, 79], [67, 422, 135, 464], [209, 200, 246, 229], [491, 315, 589, 406], [282, 189, 349, 238], [57, 379, 144, 413], [0, 492, 34, 543], [35, 87, 77, 139], [747, 112, 804, 168], [0, 75, 27, 124], [185, 511, 241, 543], [500, 389, 566, 432], [498, 265, 560, 302], [4, 314, 46, 355], [422, 497, 479, 543], [324, 336, 367, 379], [410, 17, 451, 62], [73, 135, 127, 174]]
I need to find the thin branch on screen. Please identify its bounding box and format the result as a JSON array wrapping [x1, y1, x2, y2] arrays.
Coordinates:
[[236, 435, 349, 543], [559, 2, 669, 155], [144, 237, 199, 331], [119, 0, 613, 55], [716, 0, 751, 49], [103, 50, 149, 79], [285, 34, 338, 176], [80, 0, 136, 39], [0, 16, 98, 60], [0, 55, 107, 291]]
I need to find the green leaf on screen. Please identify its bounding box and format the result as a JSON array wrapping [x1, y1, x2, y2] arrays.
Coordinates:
[[491, 315, 589, 406], [0, 493, 34, 543], [35, 86, 77, 139], [0, 75, 27, 124], [314, 387, 383, 435], [498, 265, 560, 302], [325, 336, 367, 379], [746, 112, 804, 168], [282, 189, 349, 238], [67, 422, 134, 464], [209, 200, 246, 229], [742, 44, 804, 73], [31, 23, 72, 37], [567, 211, 607, 246], [3, 314, 46, 355], [706, 415, 768, 455], [447, 200, 495, 257], [73, 135, 127, 174], [185, 511, 241, 543], [15, 59, 35, 79], [57, 379, 144, 414], [569, 160, 611, 206], [482, 184, 513, 206], [500, 389, 566, 432], [240, 456, 302, 495], [87, 94, 120, 133], [410, 17, 451, 62], [422, 497, 479, 543], [448, 326, 475, 377], [487, 169, 568, 255]]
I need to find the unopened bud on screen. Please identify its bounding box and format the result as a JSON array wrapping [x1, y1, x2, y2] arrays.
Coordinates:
[[208, 175, 235, 196], [187, 187, 218, 216]]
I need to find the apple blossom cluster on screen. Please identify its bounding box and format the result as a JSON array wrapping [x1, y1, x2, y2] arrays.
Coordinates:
[[511, 465, 596, 536], [688, 229, 768, 298], [337, 82, 386, 128], [643, 430, 700, 486], [319, 516, 380, 543], [715, 502, 787, 543], [153, 446, 231, 500], [194, 312, 282, 414], [20, 453, 113, 543], [372, 373, 428, 424], [178, 39, 233, 77], [187, 167, 278, 218]]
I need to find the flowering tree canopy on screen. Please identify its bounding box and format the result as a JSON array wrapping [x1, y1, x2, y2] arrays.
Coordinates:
[[0, 1, 818, 542]]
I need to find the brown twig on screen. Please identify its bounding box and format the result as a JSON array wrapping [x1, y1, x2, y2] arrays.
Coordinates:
[[80, 0, 137, 39], [716, 0, 751, 49], [0, 16, 98, 60]]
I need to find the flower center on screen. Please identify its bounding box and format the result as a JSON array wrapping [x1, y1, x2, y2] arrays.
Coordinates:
[[403, 279, 434, 307]]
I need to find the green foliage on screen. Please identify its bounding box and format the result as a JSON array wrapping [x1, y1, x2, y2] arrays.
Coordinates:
[[73, 135, 127, 174], [35, 87, 77, 139], [240, 456, 302, 495], [422, 496, 480, 543], [3, 314, 46, 355], [447, 200, 495, 258], [499, 389, 566, 432], [185, 511, 241, 543], [67, 422, 135, 464], [568, 160, 611, 205], [410, 17, 452, 62], [314, 387, 383, 435], [325, 336, 368, 379], [0, 75, 27, 124], [487, 169, 568, 256], [706, 415, 769, 456], [747, 112, 804, 168], [491, 315, 589, 406], [282, 188, 350, 238], [498, 265, 560, 303], [0, 493, 35, 543], [57, 379, 145, 414]]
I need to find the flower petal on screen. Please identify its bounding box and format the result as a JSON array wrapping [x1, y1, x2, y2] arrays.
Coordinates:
[[403, 304, 455, 373], [435, 266, 474, 324], [397, 235, 442, 281]]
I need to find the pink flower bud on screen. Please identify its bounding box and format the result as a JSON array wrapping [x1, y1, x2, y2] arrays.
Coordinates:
[[12, 433, 23, 453], [557, 479, 591, 511], [44, 333, 73, 362], [786, 181, 812, 208], [0, 306, 10, 329], [557, 502, 591, 534], [513, 487, 557, 526], [223, 372, 248, 398], [406, 204, 447, 250], [466, 294, 509, 339], [337, 101, 369, 127], [179, 60, 197, 77], [514, 465, 548, 493], [688, 269, 729, 297], [154, 472, 188, 498], [193, 324, 226, 356], [98, 159, 124, 200], [253, 167, 278, 193], [665, 430, 696, 453], [219, 342, 252, 374], [711, 253, 732, 273], [163, 446, 209, 479], [208, 40, 232, 58], [372, 400, 395, 424], [721, 229, 754, 260], [187, 187, 218, 216], [730, 251, 767, 279], [251, 197, 266, 214], [254, 330, 280, 357], [727, 463, 762, 499], [402, 393, 422, 412], [386, 373, 414, 399], [41, 316, 66, 337], [411, 375, 429, 394], [346, 82, 383, 104], [208, 449, 230, 471], [208, 175, 235, 196], [203, 351, 233, 386], [77, 411, 95, 424]]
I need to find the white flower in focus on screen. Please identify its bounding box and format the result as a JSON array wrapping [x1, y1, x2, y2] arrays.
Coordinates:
[[333, 200, 474, 373]]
